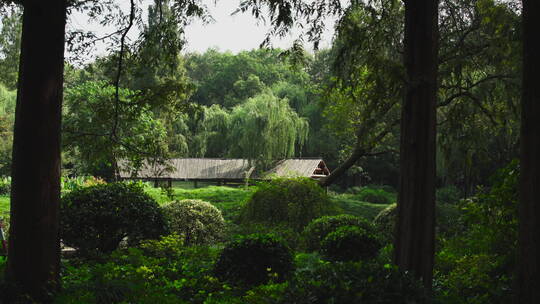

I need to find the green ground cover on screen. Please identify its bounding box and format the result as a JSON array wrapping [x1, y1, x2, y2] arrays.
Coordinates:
[[332, 193, 391, 220], [0, 182, 408, 303], [145, 185, 257, 221], [0, 185, 393, 221]]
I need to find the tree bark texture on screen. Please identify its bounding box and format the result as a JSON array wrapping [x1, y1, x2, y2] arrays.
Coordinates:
[[517, 0, 540, 302], [394, 0, 439, 290], [5, 0, 66, 300]]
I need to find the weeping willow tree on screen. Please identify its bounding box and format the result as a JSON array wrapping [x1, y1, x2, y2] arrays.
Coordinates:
[[205, 104, 232, 157], [228, 91, 308, 169], [168, 104, 232, 158]]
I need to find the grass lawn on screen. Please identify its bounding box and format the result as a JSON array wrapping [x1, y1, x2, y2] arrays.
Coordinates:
[[332, 193, 391, 220], [0, 186, 391, 222], [145, 185, 256, 221]]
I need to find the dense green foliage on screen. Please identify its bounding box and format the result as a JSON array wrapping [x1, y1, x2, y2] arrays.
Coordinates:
[[0, 84, 15, 177], [283, 257, 428, 304], [0, 177, 9, 196], [436, 185, 462, 205], [373, 202, 462, 245], [60, 183, 168, 256], [302, 214, 376, 252], [161, 199, 225, 245], [434, 161, 518, 303], [241, 178, 334, 231], [353, 186, 395, 205], [48, 235, 427, 304], [321, 225, 381, 262], [214, 233, 294, 287], [0, 0, 526, 301], [63, 81, 169, 178], [0, 7, 20, 90], [56, 235, 230, 304], [227, 92, 308, 168]]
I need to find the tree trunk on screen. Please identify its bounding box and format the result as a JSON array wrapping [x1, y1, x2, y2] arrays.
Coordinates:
[[319, 144, 366, 187], [319, 122, 396, 188], [393, 0, 439, 290], [517, 1, 540, 302], [5, 0, 66, 301]]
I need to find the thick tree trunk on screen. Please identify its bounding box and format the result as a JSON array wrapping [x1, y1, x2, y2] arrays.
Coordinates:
[[393, 1, 439, 290], [517, 1, 540, 302], [5, 0, 66, 301]]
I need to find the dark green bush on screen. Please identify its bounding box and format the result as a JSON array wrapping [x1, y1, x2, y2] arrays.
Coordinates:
[[436, 185, 462, 205], [345, 186, 362, 194], [214, 233, 294, 286], [302, 214, 376, 252], [285, 258, 428, 304], [227, 222, 302, 251], [241, 177, 335, 231], [60, 182, 168, 257], [434, 161, 518, 303], [321, 225, 381, 262], [356, 186, 393, 204]]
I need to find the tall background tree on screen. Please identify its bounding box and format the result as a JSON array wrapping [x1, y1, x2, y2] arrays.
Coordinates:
[[4, 0, 66, 300], [0, 5, 21, 90], [0, 0, 209, 300], [236, 0, 440, 287], [518, 0, 540, 302], [393, 0, 439, 288]]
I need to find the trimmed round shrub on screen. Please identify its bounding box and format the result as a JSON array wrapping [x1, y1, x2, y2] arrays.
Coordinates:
[[161, 199, 225, 245], [302, 214, 376, 252], [60, 182, 168, 256], [241, 177, 334, 231], [214, 233, 294, 286], [321, 225, 382, 262]]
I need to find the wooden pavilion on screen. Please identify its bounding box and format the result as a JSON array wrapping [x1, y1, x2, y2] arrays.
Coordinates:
[[118, 158, 330, 187]]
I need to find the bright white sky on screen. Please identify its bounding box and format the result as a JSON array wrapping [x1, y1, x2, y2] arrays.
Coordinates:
[[183, 1, 335, 53], [68, 0, 336, 61]]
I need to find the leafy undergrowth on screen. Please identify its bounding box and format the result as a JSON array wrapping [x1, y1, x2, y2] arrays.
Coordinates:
[[51, 235, 427, 304], [0, 196, 8, 213]]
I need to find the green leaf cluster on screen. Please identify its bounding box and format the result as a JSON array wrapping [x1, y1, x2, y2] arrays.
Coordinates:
[[60, 182, 168, 257], [241, 178, 334, 231], [214, 233, 294, 287]]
